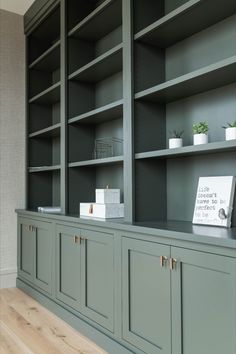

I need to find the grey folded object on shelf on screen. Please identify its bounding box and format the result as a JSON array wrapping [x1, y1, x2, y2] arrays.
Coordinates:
[[38, 207, 61, 214]]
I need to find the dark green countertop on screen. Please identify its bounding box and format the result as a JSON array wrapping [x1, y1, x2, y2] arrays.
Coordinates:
[[16, 209, 236, 250]]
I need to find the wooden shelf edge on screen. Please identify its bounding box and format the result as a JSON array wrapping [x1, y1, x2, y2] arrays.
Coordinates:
[[29, 123, 61, 138], [68, 43, 123, 81], [134, 219, 236, 240], [135, 140, 236, 160], [29, 81, 61, 104], [68, 99, 123, 124], [29, 40, 61, 69], [134, 0, 201, 41], [29, 165, 61, 173], [69, 156, 124, 168], [68, 0, 113, 37], [135, 55, 236, 101], [134, 0, 236, 47]]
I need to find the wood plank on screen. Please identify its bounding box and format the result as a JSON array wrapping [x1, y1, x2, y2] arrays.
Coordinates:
[[1, 305, 63, 354], [11, 291, 94, 354], [29, 82, 61, 105], [69, 155, 123, 168], [0, 320, 34, 354], [135, 140, 236, 160], [68, 99, 123, 125], [0, 288, 107, 354], [134, 0, 236, 47], [68, 44, 123, 83], [69, 0, 122, 40], [135, 56, 236, 103]]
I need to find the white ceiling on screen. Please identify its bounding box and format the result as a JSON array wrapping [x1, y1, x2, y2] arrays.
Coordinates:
[[0, 0, 36, 15]]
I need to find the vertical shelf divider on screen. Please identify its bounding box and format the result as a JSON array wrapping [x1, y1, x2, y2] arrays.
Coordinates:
[[60, 0, 67, 213], [25, 37, 29, 209], [123, 0, 134, 222]]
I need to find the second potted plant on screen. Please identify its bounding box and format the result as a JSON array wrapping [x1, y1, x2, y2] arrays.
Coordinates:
[[193, 122, 209, 145], [223, 121, 236, 141], [168, 130, 184, 149]]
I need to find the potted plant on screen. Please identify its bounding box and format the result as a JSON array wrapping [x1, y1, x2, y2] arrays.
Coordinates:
[[223, 121, 236, 141], [193, 122, 209, 145], [168, 130, 184, 149]]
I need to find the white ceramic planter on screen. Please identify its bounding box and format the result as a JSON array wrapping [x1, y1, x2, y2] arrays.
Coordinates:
[[193, 133, 208, 145], [168, 138, 183, 149], [225, 127, 236, 141]]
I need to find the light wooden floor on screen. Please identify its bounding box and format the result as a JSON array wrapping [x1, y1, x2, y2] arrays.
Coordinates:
[[0, 288, 108, 354]]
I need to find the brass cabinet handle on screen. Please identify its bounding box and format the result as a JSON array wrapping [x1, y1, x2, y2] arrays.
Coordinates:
[[73, 235, 81, 244], [72, 236, 87, 244], [160, 256, 168, 268], [32, 225, 36, 232], [170, 258, 177, 270], [28, 225, 36, 232]]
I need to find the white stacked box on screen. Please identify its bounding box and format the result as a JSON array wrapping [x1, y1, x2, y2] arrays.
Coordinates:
[[96, 189, 120, 204], [80, 203, 124, 218], [80, 188, 124, 218]]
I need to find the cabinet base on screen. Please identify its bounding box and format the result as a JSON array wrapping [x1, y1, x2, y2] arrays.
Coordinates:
[[16, 278, 134, 354]]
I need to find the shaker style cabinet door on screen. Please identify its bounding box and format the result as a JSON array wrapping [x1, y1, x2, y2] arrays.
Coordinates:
[[18, 217, 52, 294], [80, 229, 114, 332], [33, 219, 53, 294], [55, 225, 82, 311], [122, 237, 171, 354], [171, 247, 236, 354], [18, 217, 35, 283]]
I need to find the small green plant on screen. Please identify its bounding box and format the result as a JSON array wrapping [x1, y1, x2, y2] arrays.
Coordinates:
[[222, 120, 236, 129], [169, 129, 184, 138], [193, 122, 209, 135]]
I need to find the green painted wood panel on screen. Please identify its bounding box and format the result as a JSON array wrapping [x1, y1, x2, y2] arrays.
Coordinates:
[[24, 0, 59, 35], [17, 213, 236, 354], [55, 224, 81, 311], [18, 218, 34, 283], [80, 228, 114, 332], [122, 237, 171, 354], [123, 0, 134, 222], [171, 247, 236, 354], [18, 217, 53, 295], [60, 0, 67, 214], [22, 0, 236, 349], [34, 220, 53, 294]]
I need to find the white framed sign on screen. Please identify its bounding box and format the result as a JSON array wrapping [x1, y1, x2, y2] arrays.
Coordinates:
[[193, 176, 236, 228]]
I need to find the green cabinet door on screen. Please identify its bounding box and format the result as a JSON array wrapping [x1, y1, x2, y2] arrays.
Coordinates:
[[34, 219, 53, 294], [122, 237, 171, 354], [171, 247, 236, 354], [18, 217, 34, 283], [56, 224, 82, 311], [80, 229, 114, 332], [18, 217, 52, 294]]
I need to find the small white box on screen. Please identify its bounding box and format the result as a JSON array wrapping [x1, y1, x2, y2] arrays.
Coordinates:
[[95, 189, 120, 204], [80, 203, 124, 219]]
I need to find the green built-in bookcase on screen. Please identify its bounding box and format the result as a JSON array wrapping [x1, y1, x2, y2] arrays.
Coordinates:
[[25, 0, 236, 226]]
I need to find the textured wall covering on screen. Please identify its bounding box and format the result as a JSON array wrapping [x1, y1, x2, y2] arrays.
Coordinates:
[[0, 0, 35, 15], [0, 10, 26, 288]]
